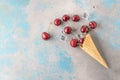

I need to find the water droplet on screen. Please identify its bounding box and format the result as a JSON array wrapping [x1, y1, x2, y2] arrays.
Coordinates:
[[83, 12, 87, 18], [61, 31, 63, 33], [77, 34, 81, 39], [93, 6, 95, 8], [61, 35, 65, 40]]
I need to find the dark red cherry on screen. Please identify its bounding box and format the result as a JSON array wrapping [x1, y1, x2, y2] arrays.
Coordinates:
[[64, 26, 72, 34], [70, 39, 78, 48], [62, 14, 70, 22], [89, 21, 97, 29], [80, 25, 89, 33], [79, 38, 85, 44], [72, 15, 80, 22], [54, 18, 61, 26], [42, 32, 50, 40]]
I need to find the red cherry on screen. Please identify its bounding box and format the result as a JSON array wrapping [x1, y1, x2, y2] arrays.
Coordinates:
[[64, 26, 72, 34], [70, 39, 78, 48], [89, 21, 97, 29], [54, 18, 61, 26], [79, 38, 85, 44], [80, 25, 89, 33], [42, 32, 50, 40], [62, 14, 70, 22], [72, 15, 80, 22]]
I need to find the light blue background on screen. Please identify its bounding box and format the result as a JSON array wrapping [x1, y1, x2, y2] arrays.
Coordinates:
[[0, 0, 120, 80]]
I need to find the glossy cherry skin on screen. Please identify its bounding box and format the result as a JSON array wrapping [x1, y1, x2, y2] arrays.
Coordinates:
[[89, 21, 97, 29], [80, 25, 89, 33], [42, 32, 50, 40], [64, 26, 72, 34], [62, 14, 70, 22], [70, 39, 78, 48], [79, 38, 85, 44], [72, 15, 80, 22], [54, 18, 61, 26]]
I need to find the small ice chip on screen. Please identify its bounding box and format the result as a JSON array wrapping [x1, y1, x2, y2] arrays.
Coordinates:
[[61, 35, 65, 40]]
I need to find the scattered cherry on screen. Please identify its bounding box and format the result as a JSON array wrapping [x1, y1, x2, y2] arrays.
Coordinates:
[[64, 26, 72, 34], [62, 14, 70, 22], [72, 15, 80, 22], [54, 18, 61, 26], [79, 38, 85, 44], [70, 39, 78, 48], [80, 25, 89, 33], [42, 32, 50, 40], [89, 21, 97, 29]]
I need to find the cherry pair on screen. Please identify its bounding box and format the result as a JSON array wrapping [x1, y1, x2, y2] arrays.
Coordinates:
[[70, 38, 84, 48], [80, 21, 97, 33]]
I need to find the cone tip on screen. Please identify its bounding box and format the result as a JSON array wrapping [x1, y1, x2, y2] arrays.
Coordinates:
[[104, 63, 109, 68]]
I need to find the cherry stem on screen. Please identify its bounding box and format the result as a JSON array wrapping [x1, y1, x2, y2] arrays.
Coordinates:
[[47, 22, 52, 33], [68, 21, 72, 28]]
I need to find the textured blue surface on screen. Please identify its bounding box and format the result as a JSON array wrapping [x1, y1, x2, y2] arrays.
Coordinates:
[[0, 0, 120, 80]]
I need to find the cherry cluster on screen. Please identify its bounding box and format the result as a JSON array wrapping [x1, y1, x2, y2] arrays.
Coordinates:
[[42, 14, 97, 48]]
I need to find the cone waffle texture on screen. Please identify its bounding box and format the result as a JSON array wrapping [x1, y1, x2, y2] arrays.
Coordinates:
[[80, 34, 108, 68]]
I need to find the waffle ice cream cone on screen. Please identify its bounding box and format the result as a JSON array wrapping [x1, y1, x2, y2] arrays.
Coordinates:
[[80, 34, 108, 68]]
